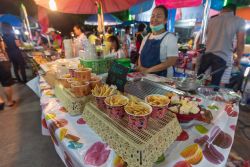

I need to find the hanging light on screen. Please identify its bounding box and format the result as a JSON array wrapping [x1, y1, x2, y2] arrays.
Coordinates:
[[49, 0, 57, 11]]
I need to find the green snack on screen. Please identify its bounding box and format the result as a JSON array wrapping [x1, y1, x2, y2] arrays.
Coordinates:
[[195, 125, 208, 134]]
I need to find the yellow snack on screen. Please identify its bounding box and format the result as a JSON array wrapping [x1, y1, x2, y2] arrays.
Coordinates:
[[146, 95, 170, 106], [105, 95, 128, 106], [91, 84, 116, 97], [125, 100, 150, 116]]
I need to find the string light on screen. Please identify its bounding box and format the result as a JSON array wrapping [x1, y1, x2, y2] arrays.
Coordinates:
[[49, 0, 57, 11], [223, 0, 228, 6]]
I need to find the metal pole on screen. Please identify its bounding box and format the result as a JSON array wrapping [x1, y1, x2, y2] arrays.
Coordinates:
[[200, 0, 211, 44]]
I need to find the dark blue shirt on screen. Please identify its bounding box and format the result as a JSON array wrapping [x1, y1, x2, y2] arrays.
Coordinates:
[[2, 34, 20, 55]]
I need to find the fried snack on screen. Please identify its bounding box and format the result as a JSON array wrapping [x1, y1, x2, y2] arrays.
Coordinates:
[[125, 101, 150, 116], [91, 84, 116, 97], [63, 74, 71, 78], [146, 95, 170, 106], [165, 92, 174, 98], [105, 95, 128, 106]]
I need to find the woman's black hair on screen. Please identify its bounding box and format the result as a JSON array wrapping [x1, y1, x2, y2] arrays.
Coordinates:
[[154, 5, 168, 19], [74, 24, 85, 33], [153, 5, 168, 30], [223, 3, 237, 15], [138, 23, 146, 32], [108, 35, 120, 52]]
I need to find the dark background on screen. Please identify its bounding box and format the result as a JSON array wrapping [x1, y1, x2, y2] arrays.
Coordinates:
[[0, 0, 129, 36]]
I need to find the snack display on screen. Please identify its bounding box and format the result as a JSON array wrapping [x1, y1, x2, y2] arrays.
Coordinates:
[[33, 55, 48, 64], [167, 93, 201, 122], [145, 94, 170, 119], [92, 84, 117, 110], [125, 100, 152, 129], [105, 95, 129, 119], [105, 95, 129, 106], [146, 94, 170, 106], [125, 100, 151, 116]]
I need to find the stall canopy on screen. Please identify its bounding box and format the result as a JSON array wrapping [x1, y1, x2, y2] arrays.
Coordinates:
[[129, 0, 154, 15], [236, 7, 250, 20], [134, 1, 155, 22], [0, 14, 22, 27], [34, 0, 148, 14], [84, 14, 122, 26], [156, 0, 202, 8]]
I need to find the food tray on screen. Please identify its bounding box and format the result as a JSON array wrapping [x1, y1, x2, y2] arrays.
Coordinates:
[[82, 102, 182, 167], [54, 84, 92, 116], [125, 78, 185, 100]]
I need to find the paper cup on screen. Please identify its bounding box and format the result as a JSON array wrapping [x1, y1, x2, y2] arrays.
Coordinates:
[[104, 95, 129, 119], [75, 68, 92, 82], [125, 102, 152, 129], [71, 82, 90, 97], [90, 76, 102, 89], [145, 94, 170, 119]]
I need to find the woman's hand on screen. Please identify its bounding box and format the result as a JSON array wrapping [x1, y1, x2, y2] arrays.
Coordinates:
[[137, 66, 149, 73]]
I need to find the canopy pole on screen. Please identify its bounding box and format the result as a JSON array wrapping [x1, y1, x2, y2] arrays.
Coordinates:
[[200, 0, 211, 44]]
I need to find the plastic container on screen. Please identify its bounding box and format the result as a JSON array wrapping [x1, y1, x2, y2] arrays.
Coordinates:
[[125, 102, 152, 129], [90, 76, 102, 89], [145, 94, 170, 119], [71, 82, 90, 97], [104, 95, 129, 119], [74, 68, 92, 82]]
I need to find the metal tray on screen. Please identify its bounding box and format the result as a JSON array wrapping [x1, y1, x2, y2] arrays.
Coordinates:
[[124, 78, 186, 99]]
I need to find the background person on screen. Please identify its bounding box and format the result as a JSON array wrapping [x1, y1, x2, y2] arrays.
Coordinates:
[[108, 35, 126, 59], [0, 35, 15, 109], [138, 5, 178, 77], [197, 4, 245, 87], [46, 27, 63, 49], [72, 24, 90, 57], [1, 22, 27, 83], [123, 26, 131, 58]]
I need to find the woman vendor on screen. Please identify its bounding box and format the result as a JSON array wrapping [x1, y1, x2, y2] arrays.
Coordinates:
[[138, 5, 178, 77]]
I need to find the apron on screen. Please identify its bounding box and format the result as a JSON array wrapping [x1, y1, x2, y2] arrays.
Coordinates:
[[140, 32, 168, 76]]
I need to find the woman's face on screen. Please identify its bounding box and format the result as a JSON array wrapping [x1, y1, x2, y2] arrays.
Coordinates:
[[110, 41, 117, 50], [73, 27, 82, 36], [150, 8, 167, 27]]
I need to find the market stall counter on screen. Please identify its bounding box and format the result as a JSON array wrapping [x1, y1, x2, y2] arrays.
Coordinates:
[[37, 66, 240, 167]]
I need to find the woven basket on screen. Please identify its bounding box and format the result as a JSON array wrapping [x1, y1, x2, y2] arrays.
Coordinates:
[[82, 102, 182, 167], [54, 84, 92, 116]]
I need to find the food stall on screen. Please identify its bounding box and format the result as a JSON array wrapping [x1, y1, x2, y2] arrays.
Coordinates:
[[32, 52, 241, 167], [28, 0, 242, 167]]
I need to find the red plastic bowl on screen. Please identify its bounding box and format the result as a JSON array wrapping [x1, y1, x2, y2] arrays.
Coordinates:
[[175, 112, 201, 123]]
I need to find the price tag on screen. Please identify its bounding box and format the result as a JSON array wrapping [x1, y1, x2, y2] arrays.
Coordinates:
[[106, 62, 129, 92]]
